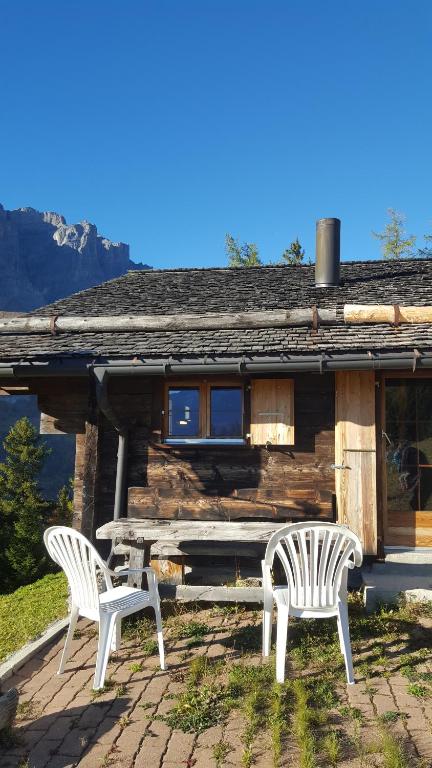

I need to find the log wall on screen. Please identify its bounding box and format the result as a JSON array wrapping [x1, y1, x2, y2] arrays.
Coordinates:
[[101, 373, 335, 525]]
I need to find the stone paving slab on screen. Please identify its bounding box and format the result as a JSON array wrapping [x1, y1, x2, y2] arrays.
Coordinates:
[[1, 604, 432, 767]]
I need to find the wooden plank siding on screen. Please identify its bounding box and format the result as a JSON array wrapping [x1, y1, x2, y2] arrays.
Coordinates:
[[335, 371, 378, 555]]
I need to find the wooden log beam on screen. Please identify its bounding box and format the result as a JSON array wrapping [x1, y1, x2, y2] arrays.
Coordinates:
[[0, 307, 337, 335], [344, 304, 432, 324]]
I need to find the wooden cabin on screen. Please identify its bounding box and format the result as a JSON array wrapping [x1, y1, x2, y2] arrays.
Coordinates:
[[1, 228, 432, 586]]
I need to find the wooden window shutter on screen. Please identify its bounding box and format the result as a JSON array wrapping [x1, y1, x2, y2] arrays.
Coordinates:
[[250, 379, 294, 445]]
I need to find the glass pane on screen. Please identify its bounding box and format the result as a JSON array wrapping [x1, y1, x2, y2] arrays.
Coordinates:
[[386, 380, 416, 422], [168, 388, 200, 437], [386, 420, 417, 447], [210, 387, 242, 438], [417, 419, 432, 465], [386, 380, 419, 514], [420, 468, 432, 511], [415, 382, 432, 421]]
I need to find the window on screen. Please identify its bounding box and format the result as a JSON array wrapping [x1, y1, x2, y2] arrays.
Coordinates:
[[165, 381, 244, 444], [168, 387, 200, 438]]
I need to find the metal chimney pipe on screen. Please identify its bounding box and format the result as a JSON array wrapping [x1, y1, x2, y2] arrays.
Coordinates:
[[315, 218, 341, 287]]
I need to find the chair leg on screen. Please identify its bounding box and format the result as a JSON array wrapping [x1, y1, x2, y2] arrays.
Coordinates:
[[154, 601, 166, 671], [262, 593, 273, 657], [93, 613, 116, 690], [275, 604, 289, 684], [337, 604, 355, 685], [58, 606, 79, 675], [111, 618, 121, 652]]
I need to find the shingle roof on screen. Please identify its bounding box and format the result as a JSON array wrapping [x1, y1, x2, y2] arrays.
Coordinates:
[[1, 258, 432, 361]]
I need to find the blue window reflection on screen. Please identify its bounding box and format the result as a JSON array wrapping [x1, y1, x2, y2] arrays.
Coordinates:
[[168, 388, 200, 437], [210, 387, 242, 438]]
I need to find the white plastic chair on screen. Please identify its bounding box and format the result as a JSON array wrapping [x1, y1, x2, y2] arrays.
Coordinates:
[[44, 526, 166, 690], [262, 521, 362, 685]]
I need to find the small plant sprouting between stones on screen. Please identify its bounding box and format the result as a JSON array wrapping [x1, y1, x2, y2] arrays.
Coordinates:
[[172, 619, 211, 648], [142, 638, 159, 657], [380, 711, 408, 724], [128, 662, 143, 673], [212, 739, 232, 767], [322, 731, 342, 767], [407, 682, 429, 699]]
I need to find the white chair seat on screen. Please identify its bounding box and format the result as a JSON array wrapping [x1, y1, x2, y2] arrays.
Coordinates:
[[99, 586, 152, 614], [272, 586, 339, 617]]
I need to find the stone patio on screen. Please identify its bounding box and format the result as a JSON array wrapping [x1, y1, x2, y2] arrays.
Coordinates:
[[1, 602, 432, 767]]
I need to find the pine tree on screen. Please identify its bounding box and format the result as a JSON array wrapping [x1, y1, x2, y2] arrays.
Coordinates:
[[225, 233, 262, 267], [372, 209, 416, 260], [0, 417, 50, 591], [280, 238, 305, 265], [49, 480, 74, 527]]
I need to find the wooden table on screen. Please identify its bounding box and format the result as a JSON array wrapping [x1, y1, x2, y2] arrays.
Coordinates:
[[96, 518, 285, 602]]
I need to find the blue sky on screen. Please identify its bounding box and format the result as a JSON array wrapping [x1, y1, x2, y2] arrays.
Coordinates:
[[1, 1, 431, 268]]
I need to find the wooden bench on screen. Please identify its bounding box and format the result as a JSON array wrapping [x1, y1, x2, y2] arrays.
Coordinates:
[[96, 518, 286, 602]]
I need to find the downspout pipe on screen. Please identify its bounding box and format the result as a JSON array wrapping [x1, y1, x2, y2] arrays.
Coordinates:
[[92, 367, 129, 532], [113, 432, 129, 521]]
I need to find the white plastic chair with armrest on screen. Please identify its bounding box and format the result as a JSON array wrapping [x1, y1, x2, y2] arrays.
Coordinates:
[[262, 521, 362, 684], [44, 526, 166, 690]]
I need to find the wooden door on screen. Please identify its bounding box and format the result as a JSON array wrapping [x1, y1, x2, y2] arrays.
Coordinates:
[[335, 371, 377, 555], [384, 377, 432, 547]]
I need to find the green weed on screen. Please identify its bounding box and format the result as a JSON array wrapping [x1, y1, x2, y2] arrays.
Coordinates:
[[380, 711, 408, 724], [212, 739, 232, 767], [407, 682, 428, 698], [158, 683, 227, 733], [15, 700, 39, 721], [292, 678, 317, 768], [339, 704, 364, 722], [122, 615, 155, 643], [128, 662, 143, 673], [322, 730, 341, 767], [142, 638, 158, 657], [379, 726, 410, 768], [228, 624, 261, 653]]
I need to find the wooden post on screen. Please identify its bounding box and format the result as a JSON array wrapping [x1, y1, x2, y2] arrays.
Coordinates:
[[335, 371, 377, 555], [127, 538, 153, 588], [79, 421, 101, 542], [72, 433, 85, 530]]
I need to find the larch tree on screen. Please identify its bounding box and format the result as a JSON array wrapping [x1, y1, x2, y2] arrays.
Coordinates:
[[225, 234, 262, 267], [280, 238, 305, 265], [372, 209, 416, 260], [418, 226, 432, 258]]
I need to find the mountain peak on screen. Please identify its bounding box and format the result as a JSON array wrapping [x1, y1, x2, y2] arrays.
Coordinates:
[[0, 203, 150, 311]]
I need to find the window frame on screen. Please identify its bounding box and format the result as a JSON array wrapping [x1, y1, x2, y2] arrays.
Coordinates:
[[163, 379, 245, 444]]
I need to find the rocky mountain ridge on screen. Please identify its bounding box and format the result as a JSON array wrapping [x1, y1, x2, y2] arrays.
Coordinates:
[[0, 203, 150, 311]]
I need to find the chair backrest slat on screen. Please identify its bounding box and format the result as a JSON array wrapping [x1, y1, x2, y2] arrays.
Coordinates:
[[264, 522, 362, 610], [44, 526, 109, 614]]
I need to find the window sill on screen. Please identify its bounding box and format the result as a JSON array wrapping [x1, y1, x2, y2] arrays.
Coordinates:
[[164, 438, 246, 446]]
